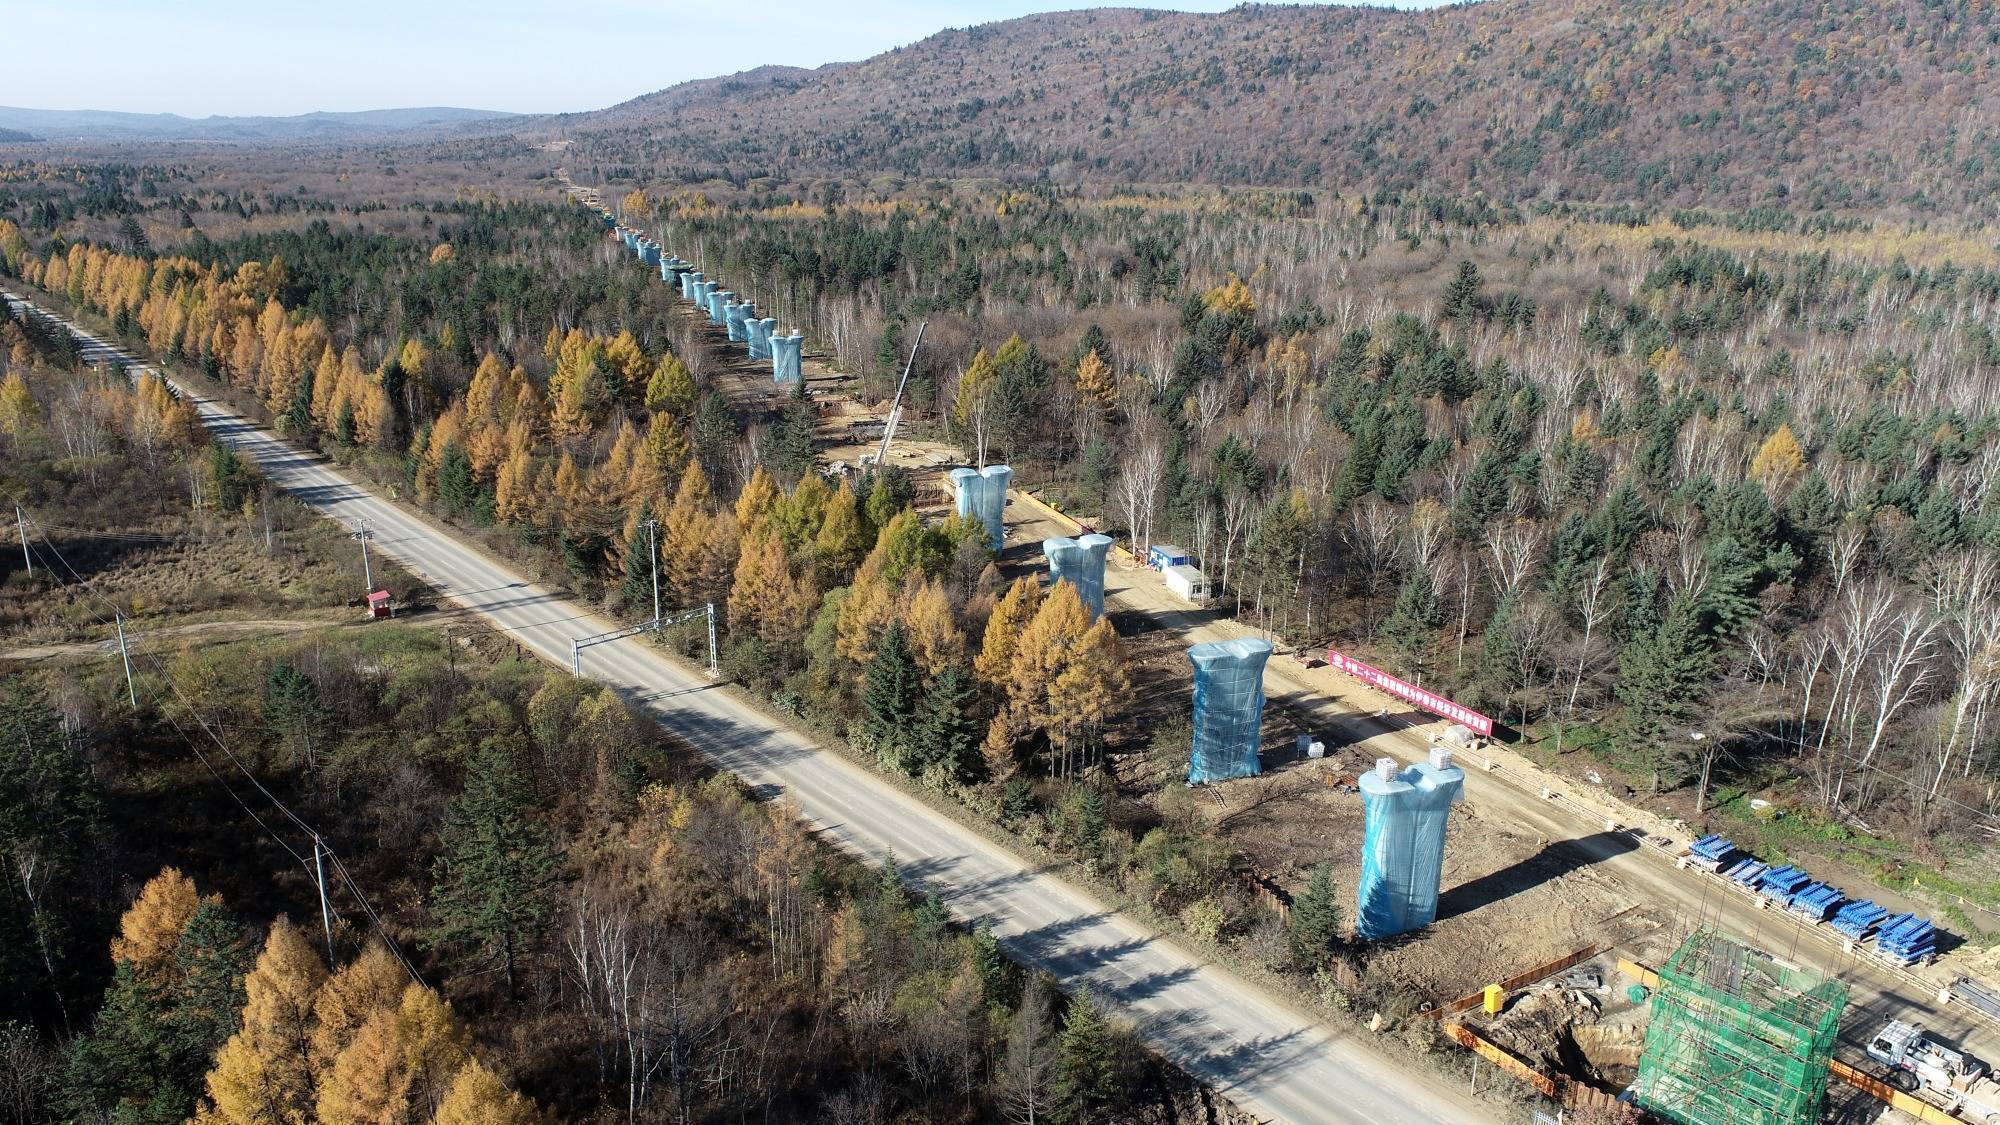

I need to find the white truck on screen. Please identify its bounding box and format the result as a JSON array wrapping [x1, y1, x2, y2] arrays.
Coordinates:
[[1866, 1019, 2000, 1123]]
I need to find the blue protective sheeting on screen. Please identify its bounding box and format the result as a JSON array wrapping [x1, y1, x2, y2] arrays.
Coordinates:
[[771, 332, 804, 384], [1043, 534, 1114, 619], [725, 301, 752, 343], [948, 465, 1013, 553], [747, 318, 777, 361], [1186, 639, 1272, 785], [1356, 754, 1467, 940]]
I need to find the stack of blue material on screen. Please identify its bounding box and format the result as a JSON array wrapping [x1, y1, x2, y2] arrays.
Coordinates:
[[1724, 857, 1768, 886], [1756, 865, 1811, 902], [1786, 882, 1844, 921], [1829, 900, 1889, 939], [1688, 835, 1737, 870], [1875, 914, 1936, 964]]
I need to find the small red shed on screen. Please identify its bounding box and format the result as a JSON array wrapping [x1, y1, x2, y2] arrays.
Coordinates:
[[366, 590, 393, 620]]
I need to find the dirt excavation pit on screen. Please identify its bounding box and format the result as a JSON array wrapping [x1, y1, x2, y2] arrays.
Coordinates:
[[1469, 950, 1656, 1091]]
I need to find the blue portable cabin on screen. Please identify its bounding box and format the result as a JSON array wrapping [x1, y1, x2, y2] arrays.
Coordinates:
[[1147, 544, 1190, 573]]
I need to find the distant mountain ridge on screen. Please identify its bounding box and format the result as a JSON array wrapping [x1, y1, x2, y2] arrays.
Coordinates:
[[555, 0, 2000, 213], [0, 105, 516, 142]]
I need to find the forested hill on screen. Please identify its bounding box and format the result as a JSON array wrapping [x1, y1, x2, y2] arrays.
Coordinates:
[[559, 0, 2000, 214]]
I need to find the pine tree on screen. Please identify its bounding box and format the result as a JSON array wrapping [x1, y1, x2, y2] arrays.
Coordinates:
[[971, 921, 1010, 1008], [691, 394, 739, 490], [620, 500, 657, 613], [1053, 990, 1129, 1124], [1288, 862, 1344, 968], [917, 661, 983, 782], [60, 890, 250, 1125], [263, 663, 329, 771], [425, 744, 561, 994], [435, 442, 476, 516], [1614, 591, 1716, 793], [862, 621, 924, 773], [1442, 259, 1483, 320], [764, 380, 818, 485], [1381, 569, 1443, 679]]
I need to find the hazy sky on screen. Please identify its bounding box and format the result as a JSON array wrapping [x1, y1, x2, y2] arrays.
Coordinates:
[[1, 0, 1460, 118]]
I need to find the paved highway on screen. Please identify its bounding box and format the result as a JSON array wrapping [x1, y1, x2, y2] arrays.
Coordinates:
[[4, 290, 1492, 1125]]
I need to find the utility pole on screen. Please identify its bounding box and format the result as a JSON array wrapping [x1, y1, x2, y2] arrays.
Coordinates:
[[646, 517, 661, 631], [352, 518, 374, 592], [114, 612, 137, 708], [705, 602, 719, 677], [14, 504, 29, 577], [311, 835, 336, 959]]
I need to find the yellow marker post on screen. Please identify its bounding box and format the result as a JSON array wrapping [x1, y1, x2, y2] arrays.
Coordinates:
[[1483, 984, 1505, 1015]]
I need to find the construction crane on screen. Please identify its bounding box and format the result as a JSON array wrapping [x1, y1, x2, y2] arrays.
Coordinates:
[[871, 320, 926, 469]]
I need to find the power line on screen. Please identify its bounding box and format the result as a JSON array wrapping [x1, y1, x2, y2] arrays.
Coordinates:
[[12, 504, 422, 984]]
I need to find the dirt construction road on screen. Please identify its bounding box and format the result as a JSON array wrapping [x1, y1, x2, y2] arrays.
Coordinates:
[[1004, 495, 2000, 1068]]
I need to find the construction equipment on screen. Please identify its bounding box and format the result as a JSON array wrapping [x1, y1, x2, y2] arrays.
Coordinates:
[[870, 320, 926, 468], [1865, 1020, 2000, 1123]]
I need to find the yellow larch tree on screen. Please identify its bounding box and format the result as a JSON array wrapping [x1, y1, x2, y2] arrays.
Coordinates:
[[316, 983, 469, 1125], [110, 867, 204, 978], [433, 1061, 546, 1125], [309, 344, 342, 433], [662, 465, 718, 604], [308, 943, 407, 1075], [812, 478, 868, 585], [974, 576, 1043, 693], [601, 330, 651, 401], [643, 412, 692, 486], [1750, 424, 1806, 493], [1074, 349, 1116, 416], [644, 354, 698, 417], [197, 917, 329, 1125], [734, 465, 781, 532], [901, 577, 966, 676], [0, 371, 40, 442]]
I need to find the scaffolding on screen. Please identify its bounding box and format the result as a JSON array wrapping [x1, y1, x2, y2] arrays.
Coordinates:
[[1632, 928, 1848, 1125]]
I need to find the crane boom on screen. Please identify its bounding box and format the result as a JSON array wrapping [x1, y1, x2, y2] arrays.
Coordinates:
[[873, 320, 927, 469]]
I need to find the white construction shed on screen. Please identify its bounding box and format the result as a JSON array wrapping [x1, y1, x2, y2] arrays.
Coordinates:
[[1164, 564, 1209, 603]]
